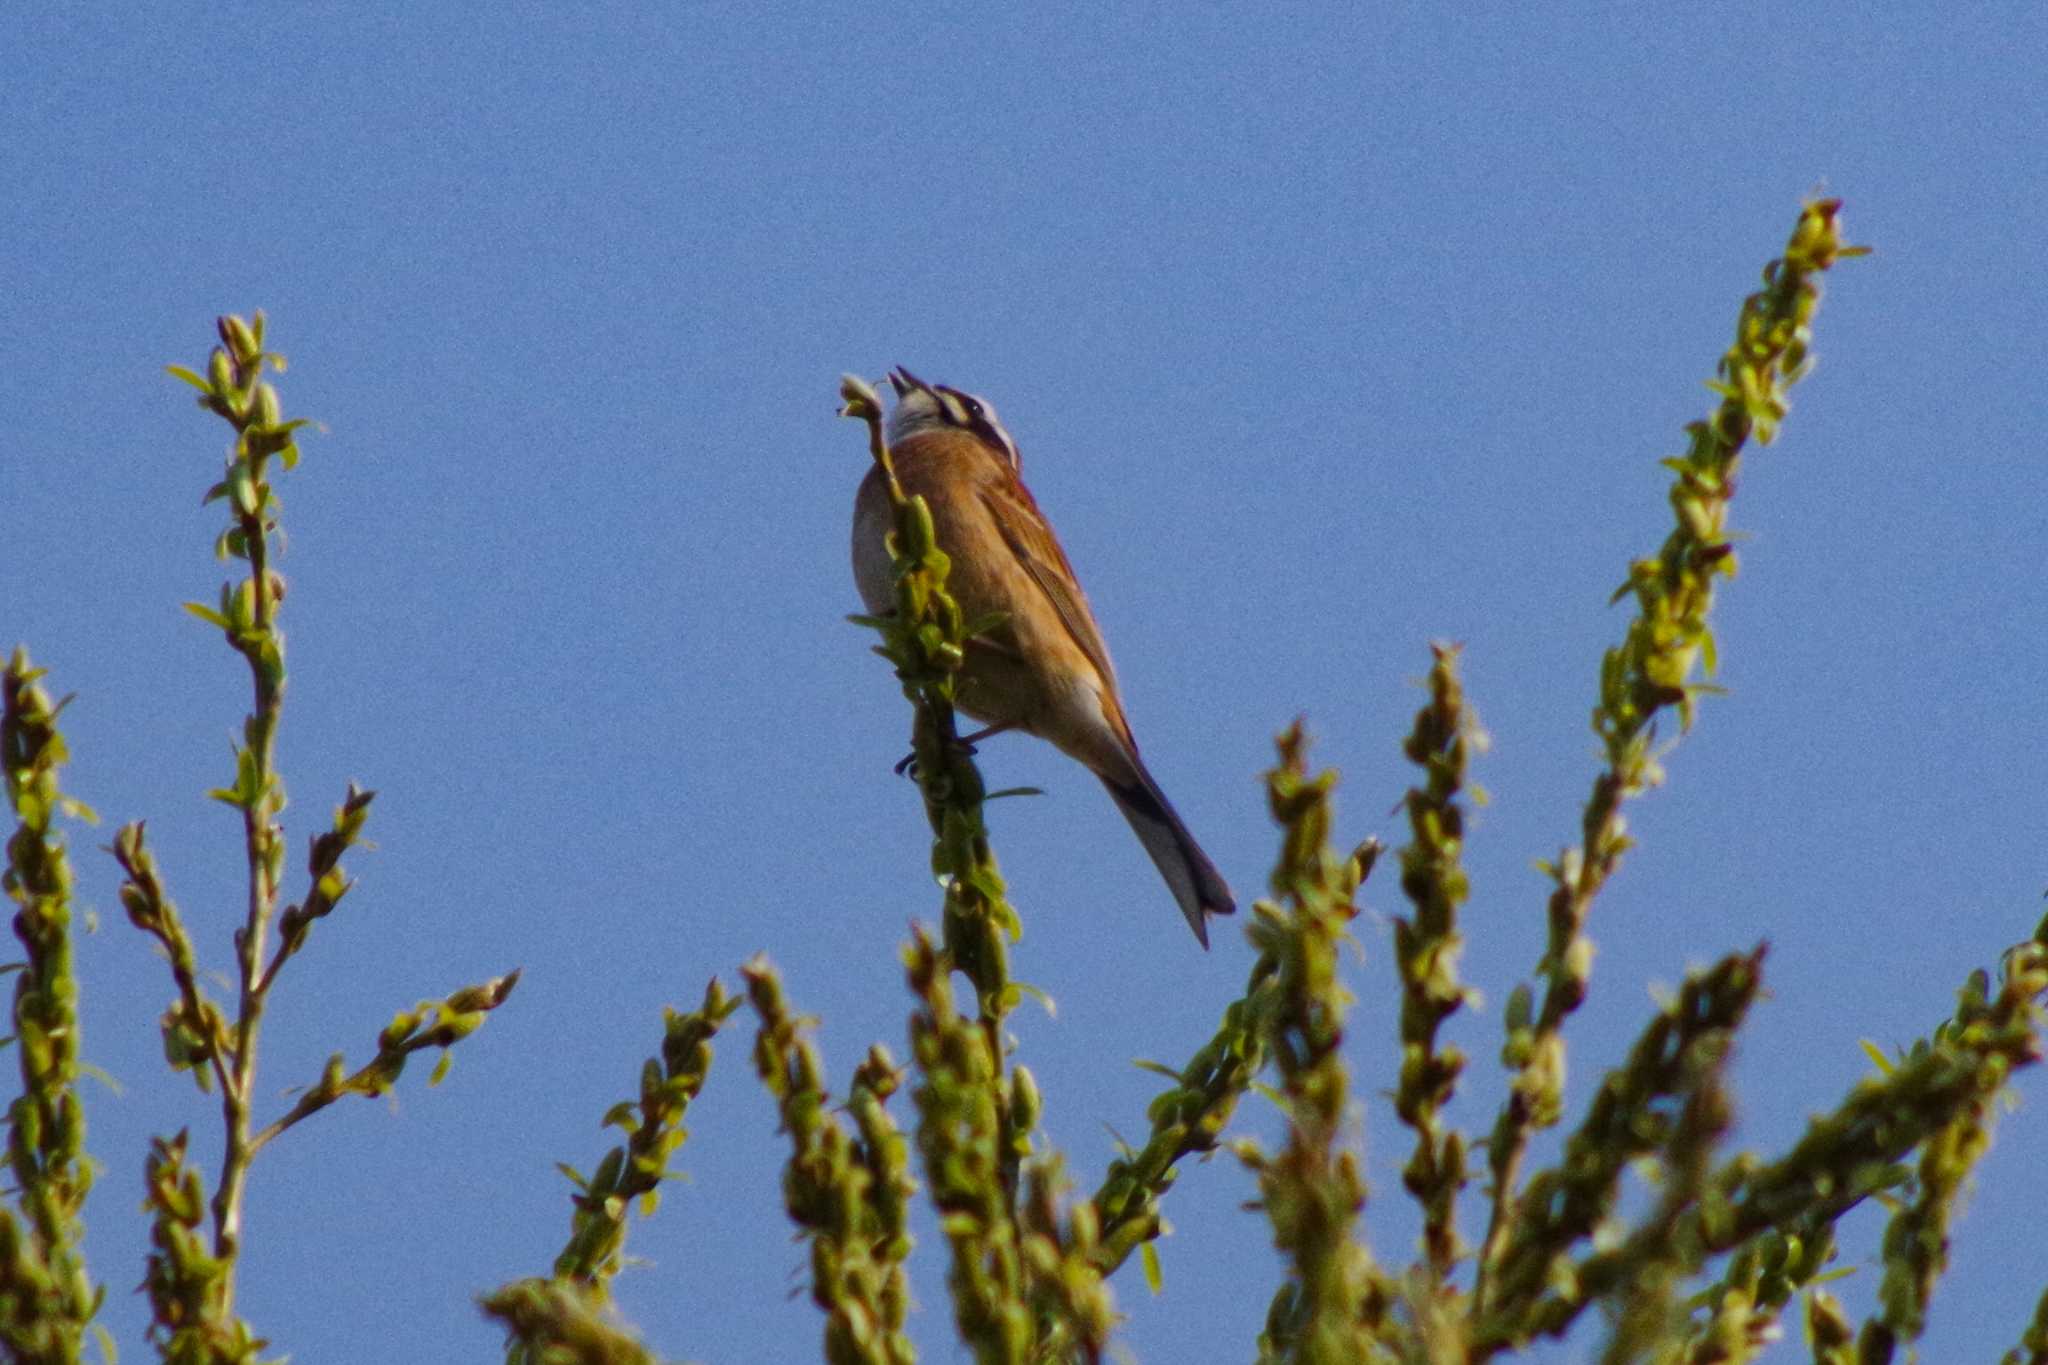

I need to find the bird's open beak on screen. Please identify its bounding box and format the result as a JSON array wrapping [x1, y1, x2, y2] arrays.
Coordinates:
[[888, 366, 928, 397]]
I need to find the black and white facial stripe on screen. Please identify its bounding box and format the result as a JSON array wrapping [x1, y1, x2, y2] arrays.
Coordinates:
[[886, 367, 1021, 472]]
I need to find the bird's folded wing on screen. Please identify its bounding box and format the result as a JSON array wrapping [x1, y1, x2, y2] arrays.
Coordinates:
[[979, 484, 1120, 692]]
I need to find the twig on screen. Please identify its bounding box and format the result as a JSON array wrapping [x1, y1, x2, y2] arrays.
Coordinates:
[[1475, 201, 1868, 1314]]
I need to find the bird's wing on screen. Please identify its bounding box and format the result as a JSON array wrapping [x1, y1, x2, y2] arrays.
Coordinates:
[[979, 481, 1121, 694]]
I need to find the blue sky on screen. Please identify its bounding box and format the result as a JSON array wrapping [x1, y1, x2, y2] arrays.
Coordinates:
[[6, 7, 2045, 1361]]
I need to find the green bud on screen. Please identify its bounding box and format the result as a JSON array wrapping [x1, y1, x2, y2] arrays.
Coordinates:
[[905, 496, 937, 554], [1010, 1065, 1040, 1131], [230, 465, 258, 516], [433, 1011, 483, 1046], [838, 373, 881, 417], [222, 314, 258, 362], [1068, 1199, 1099, 1248], [380, 1012, 418, 1050]]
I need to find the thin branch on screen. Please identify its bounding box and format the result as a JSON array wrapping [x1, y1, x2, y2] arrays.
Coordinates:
[[245, 971, 520, 1158], [1476, 200, 1868, 1314]]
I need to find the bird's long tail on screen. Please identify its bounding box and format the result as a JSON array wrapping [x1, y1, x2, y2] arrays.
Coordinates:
[[1101, 762, 1235, 948]]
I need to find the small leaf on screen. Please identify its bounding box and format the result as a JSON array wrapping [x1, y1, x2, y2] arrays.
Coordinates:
[[1141, 1242, 1164, 1294], [79, 1062, 124, 1097], [429, 1052, 453, 1086], [165, 364, 212, 394], [182, 602, 231, 629], [962, 610, 1010, 638], [1858, 1039, 1894, 1075], [229, 467, 258, 516], [1009, 979, 1056, 1019]]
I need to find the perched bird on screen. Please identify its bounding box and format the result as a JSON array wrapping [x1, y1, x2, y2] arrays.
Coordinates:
[[851, 367, 1235, 947]]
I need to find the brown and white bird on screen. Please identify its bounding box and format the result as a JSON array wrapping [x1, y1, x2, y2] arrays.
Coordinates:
[[851, 368, 1235, 947]]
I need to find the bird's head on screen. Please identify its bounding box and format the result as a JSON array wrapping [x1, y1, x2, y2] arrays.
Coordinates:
[[886, 367, 1020, 471]]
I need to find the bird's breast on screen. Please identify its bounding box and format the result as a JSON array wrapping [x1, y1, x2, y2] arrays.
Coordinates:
[[850, 469, 899, 616]]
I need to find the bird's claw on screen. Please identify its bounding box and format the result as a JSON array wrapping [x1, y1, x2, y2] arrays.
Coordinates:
[[892, 736, 981, 779]]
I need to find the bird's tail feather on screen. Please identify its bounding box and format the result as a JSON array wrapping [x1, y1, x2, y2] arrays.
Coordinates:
[[1102, 765, 1235, 948]]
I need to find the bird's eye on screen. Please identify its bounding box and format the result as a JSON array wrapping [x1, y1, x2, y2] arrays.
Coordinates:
[[963, 397, 983, 416]]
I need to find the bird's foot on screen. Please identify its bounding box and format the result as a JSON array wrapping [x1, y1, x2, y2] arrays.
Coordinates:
[[892, 724, 1011, 778]]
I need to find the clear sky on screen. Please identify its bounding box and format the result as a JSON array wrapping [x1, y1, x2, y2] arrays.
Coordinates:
[[6, 7, 2045, 1362]]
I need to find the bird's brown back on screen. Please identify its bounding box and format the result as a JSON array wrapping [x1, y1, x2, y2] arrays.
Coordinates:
[[852, 427, 1139, 769]]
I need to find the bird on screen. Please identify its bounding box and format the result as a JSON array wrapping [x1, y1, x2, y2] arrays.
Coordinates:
[[851, 367, 1235, 947]]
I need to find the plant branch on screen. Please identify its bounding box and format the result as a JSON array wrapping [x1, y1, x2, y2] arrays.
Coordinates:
[[245, 970, 520, 1157], [744, 958, 914, 1365], [480, 1278, 655, 1365], [1475, 200, 1867, 1313], [112, 823, 238, 1104], [1391, 643, 1483, 1287], [257, 783, 376, 997], [0, 650, 103, 1361], [2003, 1282, 2048, 1365], [1235, 723, 1399, 1362], [841, 376, 1024, 1168], [170, 312, 310, 1274]]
